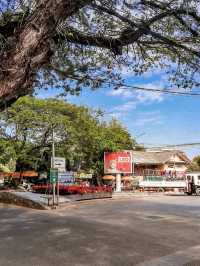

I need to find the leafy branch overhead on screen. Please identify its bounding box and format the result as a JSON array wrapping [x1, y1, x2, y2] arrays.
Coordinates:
[[0, 0, 200, 108]]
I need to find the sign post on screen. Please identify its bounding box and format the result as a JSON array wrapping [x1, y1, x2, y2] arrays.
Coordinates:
[[51, 128, 56, 207], [50, 168, 58, 207], [51, 156, 66, 206]]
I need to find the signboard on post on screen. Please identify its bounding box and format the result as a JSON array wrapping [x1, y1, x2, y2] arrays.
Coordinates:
[[58, 171, 75, 185], [75, 173, 93, 179], [51, 157, 66, 172], [104, 151, 133, 174], [50, 168, 58, 184]]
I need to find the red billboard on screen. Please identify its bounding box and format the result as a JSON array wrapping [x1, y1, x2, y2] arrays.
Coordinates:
[[104, 151, 133, 174]]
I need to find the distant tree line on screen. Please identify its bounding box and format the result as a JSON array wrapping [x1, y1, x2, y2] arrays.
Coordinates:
[[0, 96, 135, 176]]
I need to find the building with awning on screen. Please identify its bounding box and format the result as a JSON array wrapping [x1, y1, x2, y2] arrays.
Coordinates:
[[103, 149, 190, 192], [132, 150, 190, 178]]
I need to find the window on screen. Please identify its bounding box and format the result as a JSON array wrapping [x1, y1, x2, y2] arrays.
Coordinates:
[[187, 175, 193, 181]]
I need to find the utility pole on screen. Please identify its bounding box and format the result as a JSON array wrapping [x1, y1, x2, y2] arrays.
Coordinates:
[[51, 128, 56, 207], [56, 166, 59, 206]]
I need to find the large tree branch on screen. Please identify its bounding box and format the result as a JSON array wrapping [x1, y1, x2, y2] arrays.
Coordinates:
[[58, 3, 200, 59], [149, 30, 200, 58], [141, 0, 200, 23], [0, 0, 200, 111], [57, 4, 177, 53], [0, 0, 93, 110], [54, 28, 123, 54], [174, 15, 199, 37]]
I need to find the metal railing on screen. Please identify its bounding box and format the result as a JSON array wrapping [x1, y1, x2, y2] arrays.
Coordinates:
[[143, 176, 186, 181], [134, 169, 186, 180]]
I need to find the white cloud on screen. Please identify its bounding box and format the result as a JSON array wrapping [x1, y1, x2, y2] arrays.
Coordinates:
[[134, 110, 164, 126], [107, 82, 165, 106], [118, 66, 166, 79], [112, 101, 137, 112], [107, 112, 123, 119], [136, 83, 163, 103], [107, 88, 133, 98], [135, 116, 163, 126], [107, 100, 137, 120], [107, 82, 166, 125]]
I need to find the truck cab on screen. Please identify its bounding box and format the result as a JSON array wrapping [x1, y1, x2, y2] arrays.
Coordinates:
[[186, 172, 200, 195]]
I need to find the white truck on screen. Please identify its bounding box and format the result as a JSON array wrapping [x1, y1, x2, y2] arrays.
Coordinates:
[[138, 172, 200, 195]]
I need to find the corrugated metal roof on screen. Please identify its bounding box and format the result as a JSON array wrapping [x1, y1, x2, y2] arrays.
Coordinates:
[[132, 150, 190, 164]]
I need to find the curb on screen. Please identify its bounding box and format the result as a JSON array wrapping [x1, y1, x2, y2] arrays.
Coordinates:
[[0, 191, 47, 210]]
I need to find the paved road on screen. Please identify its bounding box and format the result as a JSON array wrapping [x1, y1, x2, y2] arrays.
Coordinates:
[[1, 195, 200, 266]]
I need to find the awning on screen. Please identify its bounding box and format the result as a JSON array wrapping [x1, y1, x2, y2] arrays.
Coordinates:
[[11, 172, 21, 179], [21, 171, 38, 177], [102, 175, 115, 181]]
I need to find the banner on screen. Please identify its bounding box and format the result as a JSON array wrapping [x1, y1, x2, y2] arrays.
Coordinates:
[[104, 151, 133, 174]]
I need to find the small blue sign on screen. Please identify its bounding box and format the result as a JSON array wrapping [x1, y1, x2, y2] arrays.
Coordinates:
[[58, 172, 75, 185]]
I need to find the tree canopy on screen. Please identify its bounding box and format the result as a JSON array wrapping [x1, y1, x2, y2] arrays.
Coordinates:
[[0, 96, 135, 174], [188, 155, 200, 171], [0, 1, 200, 108]]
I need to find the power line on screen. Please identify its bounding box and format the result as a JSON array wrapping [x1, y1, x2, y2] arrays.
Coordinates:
[[135, 132, 146, 139], [124, 85, 200, 96], [140, 142, 200, 149], [103, 80, 200, 96]]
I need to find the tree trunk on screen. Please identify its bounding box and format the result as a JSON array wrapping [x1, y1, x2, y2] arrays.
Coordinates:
[[0, 0, 92, 110]]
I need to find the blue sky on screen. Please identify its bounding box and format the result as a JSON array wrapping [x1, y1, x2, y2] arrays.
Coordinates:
[[36, 70, 200, 159]]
